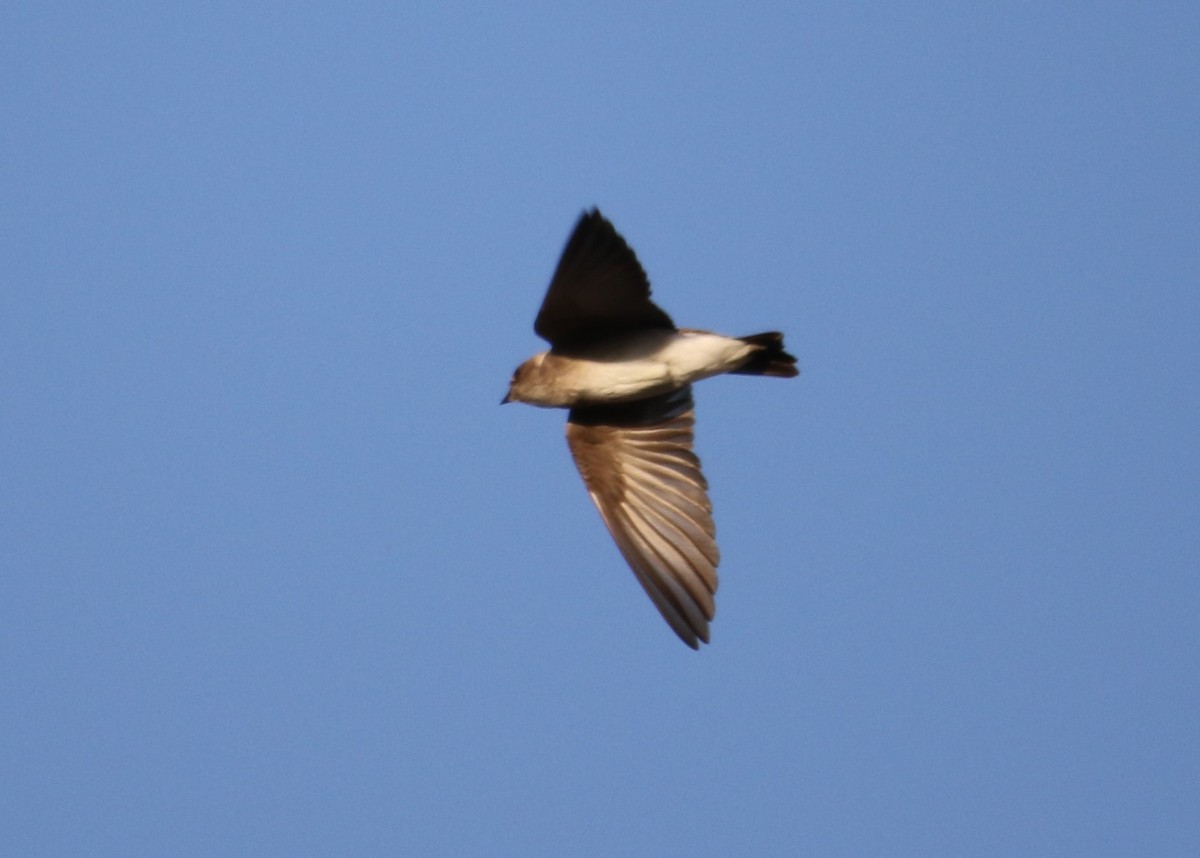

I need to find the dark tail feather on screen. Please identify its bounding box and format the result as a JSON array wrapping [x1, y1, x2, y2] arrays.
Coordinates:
[[731, 331, 799, 378]]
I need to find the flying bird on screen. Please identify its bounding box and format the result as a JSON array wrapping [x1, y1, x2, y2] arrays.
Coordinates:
[[504, 209, 798, 648]]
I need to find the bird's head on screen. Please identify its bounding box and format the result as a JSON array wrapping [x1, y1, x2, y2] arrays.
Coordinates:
[[501, 353, 547, 405]]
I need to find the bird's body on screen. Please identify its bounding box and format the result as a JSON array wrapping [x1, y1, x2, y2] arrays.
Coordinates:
[[505, 209, 798, 648], [506, 329, 761, 408]]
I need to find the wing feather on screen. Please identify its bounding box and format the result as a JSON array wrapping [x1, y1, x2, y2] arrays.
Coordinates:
[[567, 388, 719, 648], [534, 209, 675, 348]]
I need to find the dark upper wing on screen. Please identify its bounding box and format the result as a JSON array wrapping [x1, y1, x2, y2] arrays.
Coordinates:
[[566, 388, 718, 649], [534, 209, 676, 349]]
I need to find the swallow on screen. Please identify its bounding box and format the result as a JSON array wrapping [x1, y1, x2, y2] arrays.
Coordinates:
[[504, 209, 798, 648]]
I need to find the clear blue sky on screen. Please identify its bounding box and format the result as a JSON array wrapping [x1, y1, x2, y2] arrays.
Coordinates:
[[3, 4, 1197, 856]]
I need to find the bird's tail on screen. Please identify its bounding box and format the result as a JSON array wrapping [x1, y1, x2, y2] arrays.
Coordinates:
[[731, 332, 799, 378]]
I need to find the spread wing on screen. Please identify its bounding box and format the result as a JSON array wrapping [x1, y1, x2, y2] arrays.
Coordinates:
[[566, 388, 719, 648], [534, 209, 675, 349]]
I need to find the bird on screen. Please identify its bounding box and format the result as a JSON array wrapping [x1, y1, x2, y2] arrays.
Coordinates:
[[503, 208, 798, 648]]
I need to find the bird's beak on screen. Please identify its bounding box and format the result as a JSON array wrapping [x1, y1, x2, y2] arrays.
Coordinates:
[[501, 391, 512, 405]]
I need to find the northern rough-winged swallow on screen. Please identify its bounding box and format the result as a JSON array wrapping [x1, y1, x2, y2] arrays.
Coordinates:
[[504, 209, 798, 649]]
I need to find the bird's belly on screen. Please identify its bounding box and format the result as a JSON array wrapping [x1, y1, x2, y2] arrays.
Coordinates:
[[659, 332, 756, 382], [564, 332, 754, 404], [564, 358, 675, 403]]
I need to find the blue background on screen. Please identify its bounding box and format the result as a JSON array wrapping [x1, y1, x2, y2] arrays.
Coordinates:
[[3, 4, 1197, 855]]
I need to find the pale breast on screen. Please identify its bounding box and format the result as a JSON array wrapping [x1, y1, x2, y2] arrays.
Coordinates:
[[556, 353, 675, 403], [551, 330, 755, 405]]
